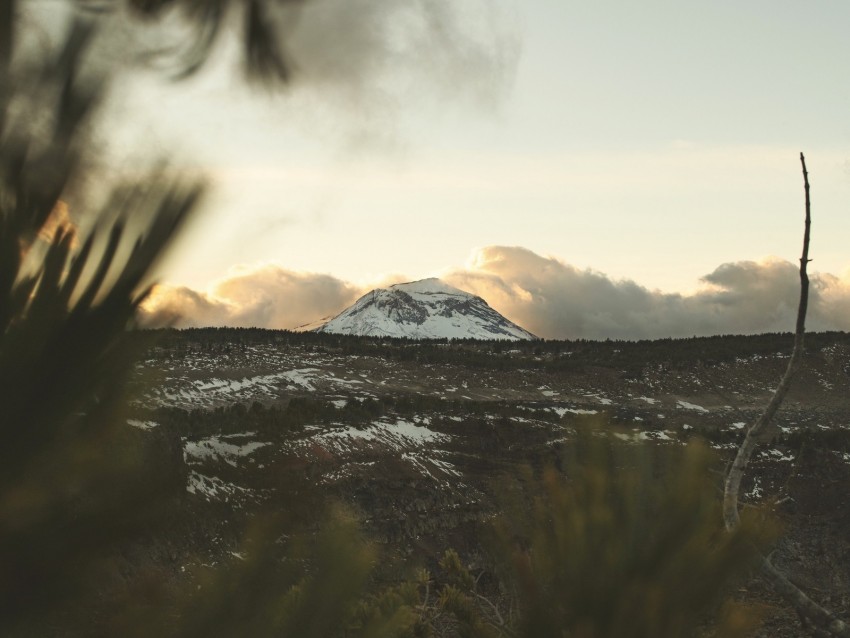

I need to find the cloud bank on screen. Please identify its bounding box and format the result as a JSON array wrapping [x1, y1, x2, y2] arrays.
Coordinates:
[[140, 246, 850, 340], [445, 247, 850, 339], [141, 265, 364, 330]]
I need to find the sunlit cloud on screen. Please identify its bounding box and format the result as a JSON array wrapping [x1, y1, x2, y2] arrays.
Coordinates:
[[445, 246, 850, 339], [140, 246, 850, 339], [140, 265, 365, 330]]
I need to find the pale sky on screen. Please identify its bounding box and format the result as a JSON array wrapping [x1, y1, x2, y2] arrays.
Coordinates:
[[66, 1, 850, 335]]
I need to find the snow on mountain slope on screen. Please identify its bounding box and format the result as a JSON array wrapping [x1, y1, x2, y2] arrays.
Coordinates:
[[314, 278, 536, 341]]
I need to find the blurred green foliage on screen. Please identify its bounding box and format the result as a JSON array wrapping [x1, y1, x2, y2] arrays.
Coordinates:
[[490, 438, 772, 638], [160, 506, 379, 638]]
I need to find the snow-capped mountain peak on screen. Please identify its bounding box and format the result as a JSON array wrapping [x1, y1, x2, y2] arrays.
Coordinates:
[[387, 278, 461, 295], [314, 278, 536, 341]]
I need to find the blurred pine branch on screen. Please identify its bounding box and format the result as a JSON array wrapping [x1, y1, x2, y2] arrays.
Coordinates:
[[0, 9, 203, 633]]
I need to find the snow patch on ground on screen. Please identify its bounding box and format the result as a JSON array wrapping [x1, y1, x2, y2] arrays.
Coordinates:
[[149, 367, 365, 408], [551, 407, 599, 417], [127, 419, 158, 430], [314, 419, 449, 454], [402, 451, 462, 482], [279, 368, 323, 390], [184, 435, 270, 467], [187, 471, 254, 502], [677, 400, 708, 413], [712, 442, 740, 450], [613, 430, 676, 443], [747, 477, 763, 500], [766, 449, 795, 462]]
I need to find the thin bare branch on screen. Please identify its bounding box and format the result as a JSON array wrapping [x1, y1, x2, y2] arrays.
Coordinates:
[[723, 153, 850, 636], [761, 555, 850, 637], [722, 152, 810, 531]]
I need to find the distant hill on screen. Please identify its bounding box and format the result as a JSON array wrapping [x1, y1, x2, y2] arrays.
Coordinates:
[[312, 278, 536, 341]]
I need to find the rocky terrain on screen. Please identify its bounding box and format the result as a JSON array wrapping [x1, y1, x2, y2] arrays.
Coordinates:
[[128, 329, 850, 635]]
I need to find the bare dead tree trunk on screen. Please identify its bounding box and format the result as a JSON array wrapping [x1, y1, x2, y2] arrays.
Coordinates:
[[762, 556, 850, 637], [722, 153, 850, 637], [722, 153, 811, 532]]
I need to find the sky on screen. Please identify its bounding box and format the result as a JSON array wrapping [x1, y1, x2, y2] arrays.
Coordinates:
[[35, 1, 850, 338]]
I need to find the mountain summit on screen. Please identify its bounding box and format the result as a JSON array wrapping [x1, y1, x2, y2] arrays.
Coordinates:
[[314, 278, 536, 340]]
